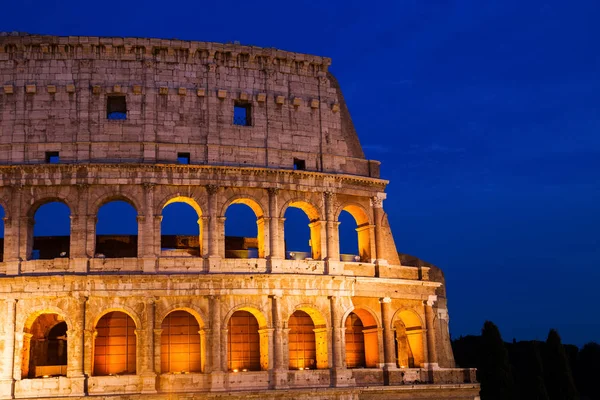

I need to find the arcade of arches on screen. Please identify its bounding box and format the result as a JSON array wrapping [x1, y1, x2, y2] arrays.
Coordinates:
[[7, 296, 435, 386], [0, 190, 386, 264]]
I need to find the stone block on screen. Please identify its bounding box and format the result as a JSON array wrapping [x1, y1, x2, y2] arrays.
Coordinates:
[[66, 84, 75, 93], [113, 84, 121, 93], [331, 103, 340, 113], [292, 97, 302, 107], [3, 85, 13, 94], [159, 87, 169, 95], [133, 85, 142, 94], [92, 85, 101, 95], [310, 99, 320, 109], [239, 91, 249, 101], [178, 87, 187, 96], [197, 88, 206, 97], [276, 95, 285, 105], [46, 85, 56, 94], [217, 89, 227, 99], [25, 84, 36, 94], [257, 93, 266, 102]]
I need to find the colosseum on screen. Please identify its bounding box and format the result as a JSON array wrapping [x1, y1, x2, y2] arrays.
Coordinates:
[[0, 33, 479, 399]]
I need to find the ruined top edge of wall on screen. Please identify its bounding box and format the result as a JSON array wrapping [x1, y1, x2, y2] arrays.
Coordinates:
[[0, 33, 332, 74]]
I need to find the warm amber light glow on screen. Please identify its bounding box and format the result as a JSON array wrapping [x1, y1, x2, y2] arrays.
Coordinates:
[[161, 310, 202, 373], [93, 311, 136, 376], [227, 311, 261, 371]]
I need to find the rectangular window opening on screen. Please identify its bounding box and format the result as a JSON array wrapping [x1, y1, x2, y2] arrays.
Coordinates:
[[233, 101, 252, 126], [293, 158, 306, 171], [107, 95, 127, 120], [46, 151, 59, 164], [177, 152, 190, 164]]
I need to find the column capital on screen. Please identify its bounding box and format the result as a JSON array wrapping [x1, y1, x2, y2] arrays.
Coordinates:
[[425, 295, 437, 307], [267, 187, 280, 196], [136, 215, 146, 223], [371, 193, 386, 208], [142, 182, 156, 191], [379, 297, 392, 304], [206, 184, 219, 195], [324, 191, 336, 201]]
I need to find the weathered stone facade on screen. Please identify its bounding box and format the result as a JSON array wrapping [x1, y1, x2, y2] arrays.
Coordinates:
[[0, 34, 479, 400]]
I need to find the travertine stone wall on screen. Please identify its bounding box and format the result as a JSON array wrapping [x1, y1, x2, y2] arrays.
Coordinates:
[[0, 34, 475, 400], [0, 34, 377, 177]]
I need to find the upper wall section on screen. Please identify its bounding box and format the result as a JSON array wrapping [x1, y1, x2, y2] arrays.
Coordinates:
[[0, 34, 380, 178]]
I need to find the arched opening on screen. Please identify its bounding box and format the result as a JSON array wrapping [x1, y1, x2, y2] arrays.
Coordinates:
[[288, 310, 316, 370], [224, 201, 264, 258], [0, 205, 4, 262], [344, 310, 379, 368], [96, 201, 138, 258], [394, 310, 424, 368], [161, 310, 202, 373], [227, 311, 261, 371], [161, 198, 202, 257], [283, 201, 322, 260], [338, 206, 372, 263], [32, 202, 71, 260], [22, 314, 67, 378], [93, 311, 136, 376]]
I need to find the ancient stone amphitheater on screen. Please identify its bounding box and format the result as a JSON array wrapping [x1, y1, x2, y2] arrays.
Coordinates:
[[0, 33, 478, 399]]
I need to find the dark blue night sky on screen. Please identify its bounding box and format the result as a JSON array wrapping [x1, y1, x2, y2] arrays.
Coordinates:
[[2, 0, 599, 347]]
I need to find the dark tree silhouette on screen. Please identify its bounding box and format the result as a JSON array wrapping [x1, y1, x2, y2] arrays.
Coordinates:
[[577, 342, 600, 400], [477, 321, 515, 400], [544, 329, 578, 400]]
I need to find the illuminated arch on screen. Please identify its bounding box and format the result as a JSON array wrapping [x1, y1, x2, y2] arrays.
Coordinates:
[[221, 196, 266, 258], [90, 306, 142, 331], [159, 196, 204, 257], [20, 311, 70, 379], [160, 309, 204, 373], [342, 307, 380, 368], [391, 308, 425, 368], [220, 195, 265, 218], [336, 202, 373, 263], [287, 304, 329, 370], [224, 305, 269, 372], [92, 309, 139, 376], [281, 200, 323, 260]]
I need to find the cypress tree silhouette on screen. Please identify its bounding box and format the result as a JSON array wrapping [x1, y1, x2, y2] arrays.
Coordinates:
[[544, 329, 578, 400], [477, 321, 515, 400], [577, 342, 600, 400], [525, 343, 549, 400]]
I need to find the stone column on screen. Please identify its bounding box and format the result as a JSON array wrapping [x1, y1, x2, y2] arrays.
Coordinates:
[[329, 296, 353, 386], [208, 295, 225, 390], [270, 295, 287, 388], [3, 186, 22, 275], [206, 185, 221, 272], [66, 297, 86, 395], [139, 183, 157, 273], [67, 297, 85, 378], [140, 298, 157, 393], [258, 328, 273, 371], [83, 329, 95, 378], [324, 192, 341, 275], [85, 215, 97, 258], [424, 295, 438, 369], [380, 297, 397, 371], [267, 188, 283, 261], [372, 193, 388, 268], [153, 328, 162, 375], [0, 299, 16, 398], [18, 216, 33, 263], [199, 328, 210, 373], [69, 184, 89, 273]]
